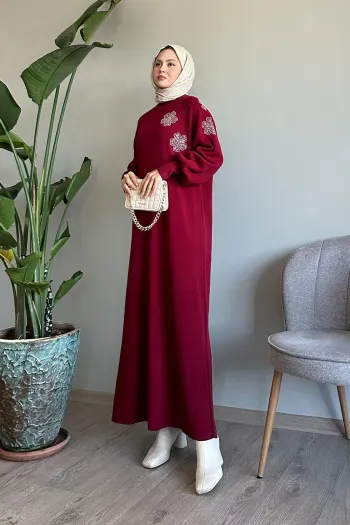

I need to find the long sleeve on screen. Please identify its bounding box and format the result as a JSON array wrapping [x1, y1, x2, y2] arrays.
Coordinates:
[[123, 156, 138, 178], [158, 100, 223, 185], [122, 124, 139, 178]]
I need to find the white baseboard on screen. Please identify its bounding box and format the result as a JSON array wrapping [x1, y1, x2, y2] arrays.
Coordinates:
[[70, 388, 346, 438], [213, 405, 345, 437]]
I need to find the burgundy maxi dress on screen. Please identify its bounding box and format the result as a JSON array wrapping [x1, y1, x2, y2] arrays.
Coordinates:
[[112, 94, 223, 440]]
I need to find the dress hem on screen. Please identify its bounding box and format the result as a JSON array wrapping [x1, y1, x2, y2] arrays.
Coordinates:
[[111, 416, 217, 442]]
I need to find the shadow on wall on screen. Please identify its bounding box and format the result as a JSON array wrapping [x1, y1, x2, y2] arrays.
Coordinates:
[[213, 248, 343, 421], [213, 255, 286, 369], [212, 255, 287, 405]]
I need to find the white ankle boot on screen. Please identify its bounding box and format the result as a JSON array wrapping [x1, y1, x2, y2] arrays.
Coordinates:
[[142, 427, 188, 469], [195, 437, 223, 494]]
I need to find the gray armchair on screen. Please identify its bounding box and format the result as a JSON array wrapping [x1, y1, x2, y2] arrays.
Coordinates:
[[258, 235, 350, 478]]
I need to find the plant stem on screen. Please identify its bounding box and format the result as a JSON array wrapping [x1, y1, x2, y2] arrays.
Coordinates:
[[20, 160, 31, 256], [44, 202, 70, 299], [38, 87, 60, 238], [0, 118, 38, 253], [26, 291, 40, 338], [22, 207, 30, 256], [33, 88, 61, 330], [30, 104, 43, 197], [0, 120, 40, 339], [40, 73, 76, 256], [0, 257, 18, 336], [35, 75, 75, 338], [0, 256, 17, 318], [43, 73, 76, 218], [40, 72, 77, 323], [16, 286, 26, 339], [29, 105, 44, 321]]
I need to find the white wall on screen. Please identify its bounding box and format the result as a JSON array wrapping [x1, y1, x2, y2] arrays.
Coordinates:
[[1, 0, 350, 419]]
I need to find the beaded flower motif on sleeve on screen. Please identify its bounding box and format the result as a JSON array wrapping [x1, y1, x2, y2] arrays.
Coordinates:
[[202, 117, 216, 136]]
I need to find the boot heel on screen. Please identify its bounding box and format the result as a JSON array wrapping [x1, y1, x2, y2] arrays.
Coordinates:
[[174, 431, 187, 449]]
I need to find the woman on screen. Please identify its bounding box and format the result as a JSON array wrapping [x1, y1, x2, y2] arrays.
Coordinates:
[[113, 45, 224, 495]]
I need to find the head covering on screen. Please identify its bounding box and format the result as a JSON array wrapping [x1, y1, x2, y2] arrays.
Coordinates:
[[152, 45, 195, 103]]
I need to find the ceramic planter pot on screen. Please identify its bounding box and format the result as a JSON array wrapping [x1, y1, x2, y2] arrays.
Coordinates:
[[0, 323, 80, 453]]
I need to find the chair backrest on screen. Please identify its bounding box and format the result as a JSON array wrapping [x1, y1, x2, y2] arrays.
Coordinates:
[[282, 235, 350, 331]]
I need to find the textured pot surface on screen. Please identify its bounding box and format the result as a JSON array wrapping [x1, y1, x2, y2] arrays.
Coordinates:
[[0, 323, 80, 452]]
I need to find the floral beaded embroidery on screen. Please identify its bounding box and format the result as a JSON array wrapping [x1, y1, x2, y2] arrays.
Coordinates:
[[170, 132, 187, 152], [161, 111, 178, 127], [202, 117, 216, 136]]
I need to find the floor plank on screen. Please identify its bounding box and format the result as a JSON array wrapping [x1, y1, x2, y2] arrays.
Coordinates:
[[315, 455, 350, 525], [1, 400, 349, 525], [0, 456, 23, 479], [48, 424, 152, 494], [62, 402, 112, 432], [64, 400, 85, 416], [49, 440, 195, 525], [0, 419, 129, 493], [116, 421, 261, 525], [245, 434, 350, 525], [179, 428, 313, 525], [0, 485, 84, 525]]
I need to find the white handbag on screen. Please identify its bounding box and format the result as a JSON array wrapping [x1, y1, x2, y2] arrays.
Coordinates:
[[125, 179, 169, 231]]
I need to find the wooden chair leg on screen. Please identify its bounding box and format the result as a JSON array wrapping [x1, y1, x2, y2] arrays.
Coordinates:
[[257, 370, 283, 479], [337, 385, 350, 440]]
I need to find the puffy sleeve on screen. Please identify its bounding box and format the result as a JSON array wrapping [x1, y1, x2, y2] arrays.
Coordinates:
[[158, 100, 223, 185], [124, 156, 137, 177]]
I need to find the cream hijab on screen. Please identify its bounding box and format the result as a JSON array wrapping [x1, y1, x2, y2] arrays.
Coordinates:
[[152, 45, 195, 103]]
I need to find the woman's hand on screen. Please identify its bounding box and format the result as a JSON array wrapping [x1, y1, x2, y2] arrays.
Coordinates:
[[122, 171, 139, 196], [139, 170, 162, 198]]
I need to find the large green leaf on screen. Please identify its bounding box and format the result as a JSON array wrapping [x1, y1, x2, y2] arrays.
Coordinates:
[[6, 252, 42, 283], [17, 252, 42, 268], [17, 145, 33, 161], [54, 270, 83, 305], [55, 0, 108, 48], [0, 197, 15, 230], [0, 230, 17, 249], [82, 12, 109, 42], [0, 182, 23, 200], [65, 157, 91, 203], [50, 224, 70, 260], [49, 177, 71, 213], [0, 81, 21, 134], [0, 132, 32, 161], [7, 266, 32, 283], [0, 132, 25, 149], [82, 0, 120, 42], [21, 45, 101, 105], [90, 41, 114, 49], [18, 281, 51, 296], [0, 248, 14, 264], [49, 158, 91, 212]]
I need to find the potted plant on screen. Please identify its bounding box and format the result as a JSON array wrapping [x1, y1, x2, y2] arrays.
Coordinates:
[[0, 0, 120, 460]]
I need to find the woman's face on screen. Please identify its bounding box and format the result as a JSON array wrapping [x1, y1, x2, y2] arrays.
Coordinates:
[[153, 48, 182, 89]]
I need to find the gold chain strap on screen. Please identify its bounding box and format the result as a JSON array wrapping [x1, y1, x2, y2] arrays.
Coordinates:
[[129, 184, 166, 232]]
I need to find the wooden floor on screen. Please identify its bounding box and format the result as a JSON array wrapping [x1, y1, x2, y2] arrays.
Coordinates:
[[1, 401, 350, 524]]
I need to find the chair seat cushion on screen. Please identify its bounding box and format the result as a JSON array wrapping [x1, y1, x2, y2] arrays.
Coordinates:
[[269, 330, 350, 363], [268, 330, 350, 384]]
